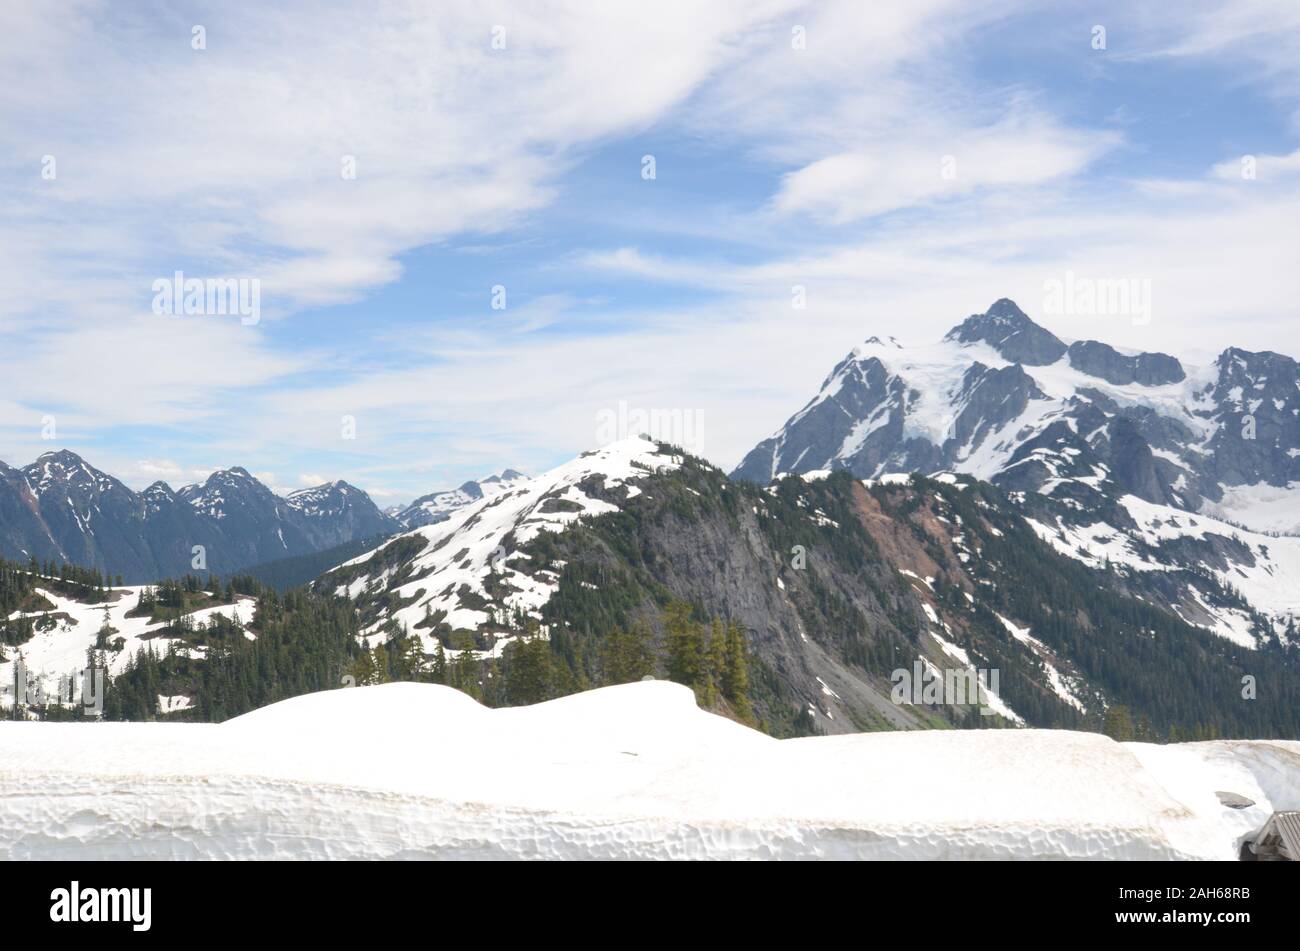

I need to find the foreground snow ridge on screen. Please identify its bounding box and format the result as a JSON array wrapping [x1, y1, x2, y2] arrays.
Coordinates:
[[2, 682, 1297, 860]]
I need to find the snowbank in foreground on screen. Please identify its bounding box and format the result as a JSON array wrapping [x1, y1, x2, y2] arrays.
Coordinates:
[[1, 682, 1297, 860]]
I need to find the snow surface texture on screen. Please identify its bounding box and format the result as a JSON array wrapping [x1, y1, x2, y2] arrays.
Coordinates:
[[2, 681, 1297, 860], [1203, 482, 1300, 535]]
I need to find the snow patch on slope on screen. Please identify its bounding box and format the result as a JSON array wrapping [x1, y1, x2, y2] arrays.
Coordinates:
[[1202, 482, 1300, 536], [1028, 496, 1300, 647], [336, 437, 680, 648], [1, 584, 254, 712], [995, 613, 1086, 713]]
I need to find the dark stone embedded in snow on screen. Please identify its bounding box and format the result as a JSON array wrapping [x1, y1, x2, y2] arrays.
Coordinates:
[[1216, 791, 1256, 809]]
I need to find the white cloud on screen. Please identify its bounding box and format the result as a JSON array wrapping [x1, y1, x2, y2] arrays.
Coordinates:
[[1130, 1, 1300, 126], [4, 0, 1300, 498], [536, 167, 1300, 469], [0, 0, 810, 483], [0, 0, 800, 322], [1210, 147, 1300, 181], [773, 118, 1115, 222], [1156, 0, 1300, 60], [0, 314, 303, 433], [135, 460, 185, 480]]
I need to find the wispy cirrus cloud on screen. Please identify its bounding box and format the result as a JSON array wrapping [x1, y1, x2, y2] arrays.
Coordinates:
[[3, 0, 1300, 499], [771, 116, 1117, 222]]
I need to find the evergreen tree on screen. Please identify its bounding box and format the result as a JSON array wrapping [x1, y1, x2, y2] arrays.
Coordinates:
[[722, 621, 753, 722], [1103, 704, 1135, 742], [346, 647, 378, 687], [431, 642, 447, 684], [664, 601, 702, 688], [452, 646, 481, 700], [695, 618, 724, 707], [501, 634, 558, 705], [598, 617, 655, 684], [397, 629, 426, 681]]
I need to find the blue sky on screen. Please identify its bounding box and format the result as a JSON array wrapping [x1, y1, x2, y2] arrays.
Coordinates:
[[3, 0, 1300, 503]]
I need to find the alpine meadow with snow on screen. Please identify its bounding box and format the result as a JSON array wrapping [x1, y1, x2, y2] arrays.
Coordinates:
[[5, 1, 1300, 877]]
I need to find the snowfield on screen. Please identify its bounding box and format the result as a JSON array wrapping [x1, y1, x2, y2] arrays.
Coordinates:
[[1, 681, 1296, 860], [1028, 494, 1300, 646], [1, 585, 256, 710]]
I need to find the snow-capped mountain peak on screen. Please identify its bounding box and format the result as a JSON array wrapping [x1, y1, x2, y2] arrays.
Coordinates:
[[286, 480, 367, 517], [944, 297, 1068, 366], [735, 298, 1295, 505], [327, 435, 678, 645], [21, 450, 121, 498], [391, 467, 532, 530], [177, 467, 280, 521], [733, 298, 1300, 647], [0, 452, 396, 581]]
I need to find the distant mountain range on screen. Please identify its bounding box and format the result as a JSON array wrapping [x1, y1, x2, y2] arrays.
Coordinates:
[[0, 451, 391, 581], [6, 298, 1299, 635], [733, 298, 1300, 508], [0, 451, 521, 583], [388, 470, 529, 530], [301, 299, 1300, 734]]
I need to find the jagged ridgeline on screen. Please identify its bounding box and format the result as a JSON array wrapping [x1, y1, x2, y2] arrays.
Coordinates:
[[9, 440, 1300, 739], [731, 298, 1300, 649], [0, 453, 394, 582], [521, 464, 1300, 738], [315, 441, 1300, 741]]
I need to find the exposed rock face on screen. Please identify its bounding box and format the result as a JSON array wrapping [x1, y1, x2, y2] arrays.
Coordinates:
[[1203, 348, 1300, 487], [944, 298, 1068, 366], [318, 440, 1300, 740], [1104, 415, 1171, 505], [945, 363, 1047, 457], [1067, 340, 1185, 386]]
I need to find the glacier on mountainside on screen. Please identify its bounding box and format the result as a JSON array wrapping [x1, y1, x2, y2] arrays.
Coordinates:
[[732, 300, 1300, 648]]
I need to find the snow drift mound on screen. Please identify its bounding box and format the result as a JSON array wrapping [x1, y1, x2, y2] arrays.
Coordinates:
[[1, 681, 1297, 860]]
